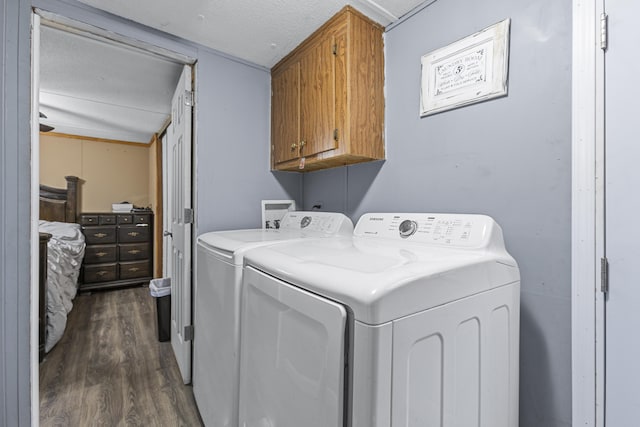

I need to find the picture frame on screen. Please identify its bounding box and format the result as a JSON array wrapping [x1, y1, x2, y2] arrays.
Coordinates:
[[261, 199, 295, 229], [420, 18, 511, 117]]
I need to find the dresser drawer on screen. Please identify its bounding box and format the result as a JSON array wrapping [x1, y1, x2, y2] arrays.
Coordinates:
[[99, 215, 116, 225], [84, 244, 117, 264], [83, 263, 117, 283], [134, 214, 151, 224], [119, 243, 150, 261], [117, 215, 133, 224], [83, 226, 117, 244], [119, 261, 151, 280], [80, 215, 99, 225], [118, 225, 150, 243]]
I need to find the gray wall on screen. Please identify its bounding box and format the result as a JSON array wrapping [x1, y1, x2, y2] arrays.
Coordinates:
[[0, 0, 301, 424], [194, 52, 302, 233], [303, 0, 572, 426]]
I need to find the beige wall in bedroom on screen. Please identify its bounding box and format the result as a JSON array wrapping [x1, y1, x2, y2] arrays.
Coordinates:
[[148, 135, 162, 278], [40, 133, 151, 212]]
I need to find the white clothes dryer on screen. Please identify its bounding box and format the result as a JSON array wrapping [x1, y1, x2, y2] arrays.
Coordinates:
[[193, 211, 353, 427], [239, 213, 520, 427]]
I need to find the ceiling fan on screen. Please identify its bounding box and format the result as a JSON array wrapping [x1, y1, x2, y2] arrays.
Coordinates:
[[39, 112, 54, 132]]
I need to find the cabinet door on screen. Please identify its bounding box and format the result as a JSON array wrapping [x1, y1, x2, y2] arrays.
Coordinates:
[[272, 63, 300, 164], [300, 35, 339, 158]]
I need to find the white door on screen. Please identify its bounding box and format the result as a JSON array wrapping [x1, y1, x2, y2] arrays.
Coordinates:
[[604, 1, 640, 423], [162, 128, 173, 280], [168, 65, 193, 384], [239, 266, 347, 427]]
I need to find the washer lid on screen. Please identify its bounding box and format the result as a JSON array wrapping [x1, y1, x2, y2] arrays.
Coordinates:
[[196, 211, 353, 265], [243, 213, 520, 325]]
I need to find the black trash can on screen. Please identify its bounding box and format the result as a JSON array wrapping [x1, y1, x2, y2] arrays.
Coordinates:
[[150, 278, 171, 342]]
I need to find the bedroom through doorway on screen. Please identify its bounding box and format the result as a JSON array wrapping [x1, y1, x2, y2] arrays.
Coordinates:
[[32, 12, 198, 424]]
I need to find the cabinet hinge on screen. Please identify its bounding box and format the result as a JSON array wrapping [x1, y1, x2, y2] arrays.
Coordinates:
[[600, 13, 608, 51], [184, 208, 194, 224], [184, 90, 194, 107], [601, 256, 609, 294], [184, 325, 194, 341], [332, 43, 337, 56], [333, 128, 339, 141]]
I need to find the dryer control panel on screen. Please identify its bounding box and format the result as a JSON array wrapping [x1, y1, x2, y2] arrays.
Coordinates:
[[279, 211, 354, 235], [354, 213, 501, 248]]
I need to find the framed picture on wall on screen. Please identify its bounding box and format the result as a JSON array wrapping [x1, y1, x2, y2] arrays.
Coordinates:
[[420, 18, 510, 117]]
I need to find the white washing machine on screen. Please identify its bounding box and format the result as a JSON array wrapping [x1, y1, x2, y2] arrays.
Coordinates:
[[239, 213, 520, 427], [193, 211, 353, 427]]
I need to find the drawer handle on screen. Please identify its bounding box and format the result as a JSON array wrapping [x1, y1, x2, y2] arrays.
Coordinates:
[[96, 271, 109, 277], [94, 232, 107, 238], [128, 231, 140, 237], [96, 252, 108, 257], [128, 249, 141, 255], [128, 267, 140, 272]]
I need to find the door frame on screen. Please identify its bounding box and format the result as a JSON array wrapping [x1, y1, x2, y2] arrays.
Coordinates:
[[30, 13, 42, 422], [571, 0, 605, 426], [30, 8, 198, 421]]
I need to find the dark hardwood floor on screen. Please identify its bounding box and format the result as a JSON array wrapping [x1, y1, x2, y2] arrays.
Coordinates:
[[40, 286, 203, 426]]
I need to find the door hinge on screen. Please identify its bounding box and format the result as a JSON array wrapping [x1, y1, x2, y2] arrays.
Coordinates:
[[184, 208, 194, 224], [600, 13, 608, 51], [332, 43, 337, 56], [333, 128, 339, 141], [184, 325, 194, 341], [601, 256, 609, 294], [184, 90, 194, 107]]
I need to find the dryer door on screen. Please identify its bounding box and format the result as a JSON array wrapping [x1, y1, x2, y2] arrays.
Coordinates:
[[240, 266, 347, 427]]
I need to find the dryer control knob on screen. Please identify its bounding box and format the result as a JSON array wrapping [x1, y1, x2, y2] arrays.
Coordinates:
[[399, 219, 418, 238], [300, 216, 312, 228]]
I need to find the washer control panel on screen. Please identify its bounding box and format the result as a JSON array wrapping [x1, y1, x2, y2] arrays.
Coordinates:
[[354, 213, 496, 247], [279, 211, 353, 235]]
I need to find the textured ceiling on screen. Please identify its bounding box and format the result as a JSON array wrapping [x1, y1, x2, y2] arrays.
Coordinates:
[[40, 0, 427, 143], [77, 0, 426, 68], [40, 25, 184, 143]]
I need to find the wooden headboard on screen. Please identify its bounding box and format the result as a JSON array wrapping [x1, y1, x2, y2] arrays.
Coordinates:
[[39, 176, 80, 222]]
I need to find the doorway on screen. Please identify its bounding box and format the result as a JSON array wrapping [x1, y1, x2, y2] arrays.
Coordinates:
[[32, 11, 197, 423]]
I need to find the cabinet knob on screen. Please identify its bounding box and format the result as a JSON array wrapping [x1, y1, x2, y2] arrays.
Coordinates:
[[290, 142, 298, 151], [300, 140, 306, 148]]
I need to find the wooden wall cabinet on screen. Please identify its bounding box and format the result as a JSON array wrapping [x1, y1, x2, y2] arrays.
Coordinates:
[[79, 212, 153, 291], [271, 6, 385, 172]]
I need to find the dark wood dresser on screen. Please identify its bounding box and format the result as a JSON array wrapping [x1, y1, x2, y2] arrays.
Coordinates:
[[79, 212, 153, 291]]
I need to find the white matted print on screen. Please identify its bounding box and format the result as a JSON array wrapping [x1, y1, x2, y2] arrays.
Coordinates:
[[261, 200, 295, 229], [420, 19, 510, 117]]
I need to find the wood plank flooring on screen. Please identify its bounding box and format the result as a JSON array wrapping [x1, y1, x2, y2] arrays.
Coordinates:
[[40, 286, 203, 426]]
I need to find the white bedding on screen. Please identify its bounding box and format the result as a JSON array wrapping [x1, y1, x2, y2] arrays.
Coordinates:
[[39, 220, 85, 352]]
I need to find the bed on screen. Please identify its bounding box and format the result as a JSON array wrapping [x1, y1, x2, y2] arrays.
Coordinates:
[[39, 176, 85, 358]]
